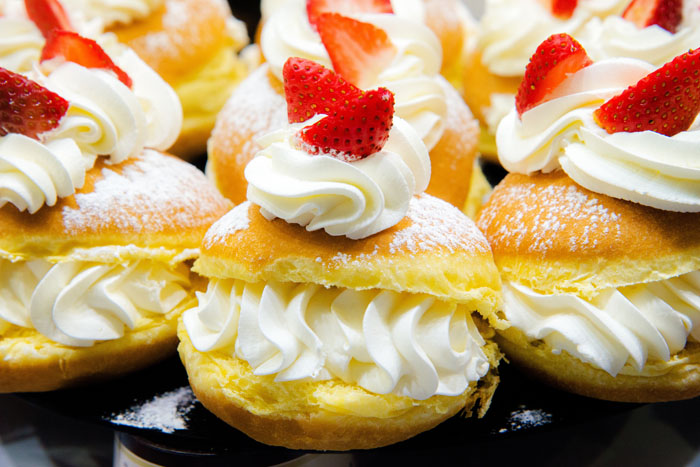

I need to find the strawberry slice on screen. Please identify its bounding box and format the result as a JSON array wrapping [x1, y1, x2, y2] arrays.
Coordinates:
[[41, 30, 132, 88], [515, 33, 592, 116], [593, 48, 700, 137], [539, 0, 578, 19], [299, 87, 395, 161], [316, 13, 397, 89], [0, 66, 69, 139], [283, 56, 361, 124], [622, 0, 683, 33], [24, 0, 73, 38], [306, 0, 393, 31]]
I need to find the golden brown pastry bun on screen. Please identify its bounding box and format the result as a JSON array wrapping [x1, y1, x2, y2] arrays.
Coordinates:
[[476, 171, 700, 402], [0, 150, 232, 393], [178, 194, 504, 450], [109, 0, 251, 159], [207, 64, 479, 209]]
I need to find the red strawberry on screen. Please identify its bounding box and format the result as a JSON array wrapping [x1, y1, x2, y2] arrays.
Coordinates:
[[593, 48, 700, 136], [24, 0, 73, 38], [306, 0, 393, 31], [41, 30, 132, 88], [299, 87, 395, 161], [0, 67, 69, 139], [622, 0, 683, 33], [283, 56, 360, 124], [539, 0, 578, 19], [316, 13, 397, 89], [515, 33, 593, 116]]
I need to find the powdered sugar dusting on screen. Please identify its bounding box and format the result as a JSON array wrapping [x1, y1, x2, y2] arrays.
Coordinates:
[[389, 194, 490, 255], [62, 150, 227, 234], [497, 406, 553, 434], [203, 201, 251, 248], [478, 178, 622, 254], [210, 64, 288, 168], [108, 386, 196, 433]]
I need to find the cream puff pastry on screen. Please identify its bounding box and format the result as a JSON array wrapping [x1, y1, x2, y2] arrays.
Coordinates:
[[0, 150, 231, 392]]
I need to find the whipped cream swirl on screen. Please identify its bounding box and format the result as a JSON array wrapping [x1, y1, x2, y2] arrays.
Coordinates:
[[0, 258, 190, 347], [0, 17, 43, 72], [0, 47, 182, 213], [245, 115, 430, 239], [503, 270, 700, 376], [184, 279, 490, 400], [497, 58, 700, 212], [260, 0, 446, 150]]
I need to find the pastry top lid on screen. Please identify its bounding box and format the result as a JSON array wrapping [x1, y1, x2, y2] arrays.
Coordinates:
[[477, 171, 700, 295], [0, 149, 232, 263], [196, 193, 502, 319]]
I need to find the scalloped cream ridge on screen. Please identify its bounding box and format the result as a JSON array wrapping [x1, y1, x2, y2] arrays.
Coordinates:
[[183, 278, 490, 400], [260, 0, 446, 151], [502, 270, 700, 377], [0, 258, 191, 347], [496, 59, 700, 212], [245, 115, 431, 239]]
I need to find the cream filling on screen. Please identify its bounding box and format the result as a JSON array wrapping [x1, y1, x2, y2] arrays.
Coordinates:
[[183, 279, 490, 400], [0, 258, 191, 347], [503, 270, 700, 376]]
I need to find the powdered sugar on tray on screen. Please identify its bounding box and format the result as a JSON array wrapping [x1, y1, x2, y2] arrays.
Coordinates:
[[478, 179, 622, 254], [108, 386, 196, 434], [389, 194, 490, 255], [497, 405, 553, 434], [204, 201, 251, 248], [62, 150, 228, 234]]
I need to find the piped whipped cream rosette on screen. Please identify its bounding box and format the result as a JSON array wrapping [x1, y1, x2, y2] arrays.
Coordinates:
[[0, 20, 181, 213], [467, 0, 700, 151], [178, 58, 503, 450], [262, 1, 447, 151], [496, 33, 700, 212]]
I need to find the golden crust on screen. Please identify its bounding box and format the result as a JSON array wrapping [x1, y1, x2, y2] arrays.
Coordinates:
[[495, 327, 700, 403], [178, 321, 501, 450], [195, 195, 503, 323], [206, 64, 479, 209], [476, 172, 700, 296], [0, 150, 232, 263], [0, 291, 199, 393]]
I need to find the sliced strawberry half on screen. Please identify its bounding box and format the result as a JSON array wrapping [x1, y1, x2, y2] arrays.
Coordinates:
[[0, 66, 69, 139], [283, 56, 361, 124], [24, 0, 73, 38], [306, 0, 393, 31], [41, 30, 132, 88], [317, 13, 397, 89], [593, 48, 700, 136], [622, 0, 683, 33], [515, 33, 593, 116], [539, 0, 578, 19], [299, 87, 395, 161]]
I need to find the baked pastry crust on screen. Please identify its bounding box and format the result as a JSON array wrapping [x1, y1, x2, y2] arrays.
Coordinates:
[[207, 64, 479, 209]]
